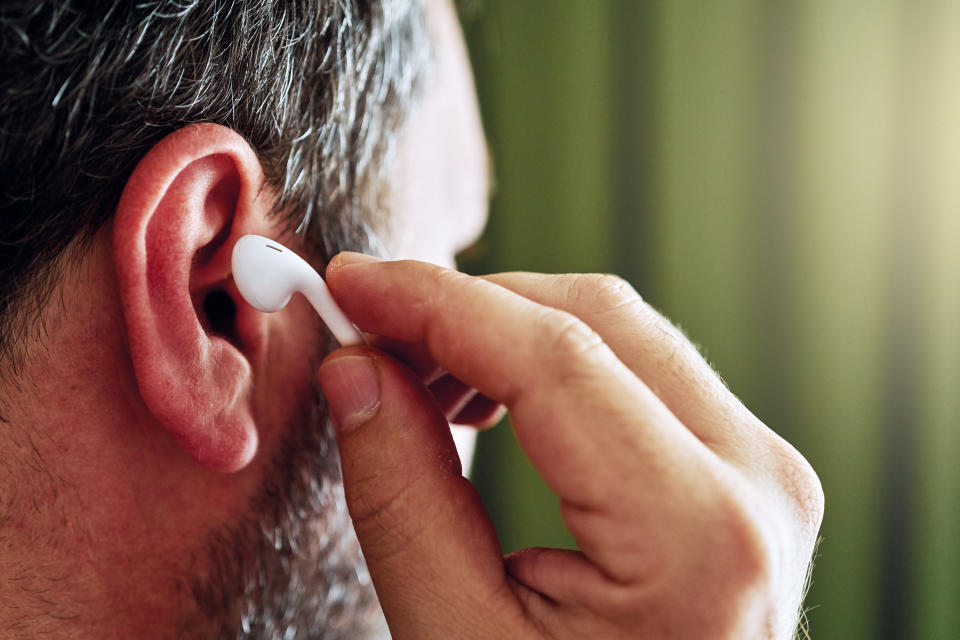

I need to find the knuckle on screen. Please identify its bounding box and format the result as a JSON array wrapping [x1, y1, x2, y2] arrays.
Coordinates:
[[592, 273, 640, 307], [537, 309, 606, 364], [708, 488, 776, 590], [689, 463, 823, 637], [565, 273, 641, 316], [345, 471, 427, 561], [771, 443, 825, 537], [430, 264, 478, 304], [433, 262, 475, 287], [347, 476, 408, 531]]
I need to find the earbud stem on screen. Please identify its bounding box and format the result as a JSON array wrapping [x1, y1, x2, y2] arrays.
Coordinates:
[[302, 275, 365, 347]]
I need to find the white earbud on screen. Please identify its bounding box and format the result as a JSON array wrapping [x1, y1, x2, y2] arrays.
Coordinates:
[[231, 234, 364, 347]]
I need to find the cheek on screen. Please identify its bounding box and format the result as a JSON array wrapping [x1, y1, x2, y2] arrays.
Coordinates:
[[251, 295, 327, 457]]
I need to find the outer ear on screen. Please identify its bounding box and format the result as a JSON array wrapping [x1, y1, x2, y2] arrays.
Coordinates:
[[113, 123, 269, 472]]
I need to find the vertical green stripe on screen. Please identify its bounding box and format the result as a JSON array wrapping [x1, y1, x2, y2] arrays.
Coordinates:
[[909, 3, 960, 636], [790, 1, 901, 637], [479, 0, 616, 275], [650, 0, 763, 398]]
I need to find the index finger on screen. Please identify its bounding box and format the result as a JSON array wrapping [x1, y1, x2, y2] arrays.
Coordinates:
[[480, 272, 762, 452], [324, 253, 710, 508]]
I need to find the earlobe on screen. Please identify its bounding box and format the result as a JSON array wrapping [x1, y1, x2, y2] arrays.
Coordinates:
[[113, 124, 269, 472]]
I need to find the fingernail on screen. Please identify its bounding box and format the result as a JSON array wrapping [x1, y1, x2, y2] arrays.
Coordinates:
[[333, 252, 383, 267], [319, 355, 381, 434]]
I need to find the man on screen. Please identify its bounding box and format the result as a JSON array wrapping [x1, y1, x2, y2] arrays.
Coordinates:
[[0, 0, 823, 638]]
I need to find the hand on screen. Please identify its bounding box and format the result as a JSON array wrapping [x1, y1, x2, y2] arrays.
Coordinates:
[[317, 253, 824, 639]]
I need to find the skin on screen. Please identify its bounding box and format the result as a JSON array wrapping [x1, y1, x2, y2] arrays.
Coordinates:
[[0, 0, 822, 638]]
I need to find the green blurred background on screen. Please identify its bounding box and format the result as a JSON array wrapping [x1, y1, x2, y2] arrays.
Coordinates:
[[456, 1, 960, 639]]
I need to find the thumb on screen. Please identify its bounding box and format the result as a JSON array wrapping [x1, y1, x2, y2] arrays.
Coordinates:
[[317, 347, 514, 638]]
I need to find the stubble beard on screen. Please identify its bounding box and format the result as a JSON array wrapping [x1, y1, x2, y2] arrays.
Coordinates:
[[180, 381, 385, 639]]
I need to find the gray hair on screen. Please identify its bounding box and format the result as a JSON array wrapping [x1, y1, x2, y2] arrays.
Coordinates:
[[0, 0, 430, 371]]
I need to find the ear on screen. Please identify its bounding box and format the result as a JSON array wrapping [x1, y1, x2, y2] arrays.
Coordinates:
[[113, 123, 271, 472]]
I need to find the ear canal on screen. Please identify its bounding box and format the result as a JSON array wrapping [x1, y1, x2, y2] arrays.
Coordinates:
[[202, 288, 240, 348]]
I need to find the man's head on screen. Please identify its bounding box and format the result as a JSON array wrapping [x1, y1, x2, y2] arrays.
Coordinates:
[[0, 0, 487, 637]]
